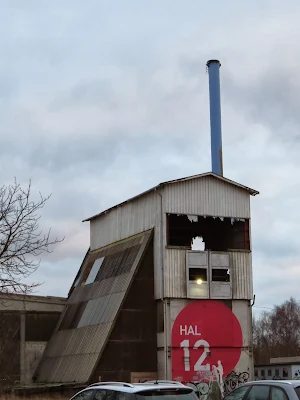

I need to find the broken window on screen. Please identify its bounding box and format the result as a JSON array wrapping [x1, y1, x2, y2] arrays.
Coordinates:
[[188, 268, 207, 283], [167, 214, 250, 251], [85, 257, 105, 285], [211, 268, 230, 282]]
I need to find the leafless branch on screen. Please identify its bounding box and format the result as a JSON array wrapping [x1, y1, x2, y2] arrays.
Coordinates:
[[0, 178, 64, 294]]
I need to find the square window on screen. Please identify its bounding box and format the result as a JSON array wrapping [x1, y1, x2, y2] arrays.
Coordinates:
[[212, 268, 230, 282], [188, 268, 207, 283]]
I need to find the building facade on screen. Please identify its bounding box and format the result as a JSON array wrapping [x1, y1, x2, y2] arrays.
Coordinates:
[[35, 172, 258, 399], [255, 357, 300, 380], [0, 293, 65, 386]]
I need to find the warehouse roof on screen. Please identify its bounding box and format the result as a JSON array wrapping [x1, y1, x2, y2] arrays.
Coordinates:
[[83, 172, 259, 222]]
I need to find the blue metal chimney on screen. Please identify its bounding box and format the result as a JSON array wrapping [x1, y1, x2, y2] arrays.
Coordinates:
[[206, 59, 223, 176]]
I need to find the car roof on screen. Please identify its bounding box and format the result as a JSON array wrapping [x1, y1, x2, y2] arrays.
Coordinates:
[[83, 382, 191, 394], [245, 380, 300, 388]]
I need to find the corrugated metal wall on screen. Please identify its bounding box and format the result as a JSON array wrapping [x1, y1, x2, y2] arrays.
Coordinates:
[[164, 248, 252, 299], [90, 192, 160, 250], [35, 230, 153, 384], [230, 251, 253, 299], [164, 248, 186, 298], [91, 240, 157, 383], [163, 177, 251, 218], [88, 176, 252, 301], [90, 192, 163, 299]]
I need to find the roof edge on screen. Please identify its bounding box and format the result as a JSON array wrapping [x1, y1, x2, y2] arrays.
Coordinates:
[[83, 172, 259, 222]]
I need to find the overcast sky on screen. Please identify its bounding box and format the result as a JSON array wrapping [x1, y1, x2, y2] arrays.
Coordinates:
[[2, 1, 300, 314]]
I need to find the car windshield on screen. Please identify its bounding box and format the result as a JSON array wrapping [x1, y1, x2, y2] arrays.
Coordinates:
[[135, 388, 198, 400], [294, 386, 300, 400]]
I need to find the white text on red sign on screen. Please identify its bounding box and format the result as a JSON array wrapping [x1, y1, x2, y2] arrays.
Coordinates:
[[179, 325, 201, 336]]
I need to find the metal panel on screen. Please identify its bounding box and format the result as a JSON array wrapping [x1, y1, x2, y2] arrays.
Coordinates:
[[164, 248, 186, 298], [163, 176, 250, 219], [90, 192, 159, 250], [164, 248, 252, 300], [35, 229, 153, 384], [230, 251, 253, 299], [187, 251, 208, 266], [211, 252, 230, 267]]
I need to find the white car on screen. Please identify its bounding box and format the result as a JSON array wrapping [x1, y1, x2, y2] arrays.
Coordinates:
[[70, 381, 198, 400]]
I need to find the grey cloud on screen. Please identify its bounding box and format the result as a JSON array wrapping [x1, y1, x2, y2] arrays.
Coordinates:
[[1, 1, 300, 304]]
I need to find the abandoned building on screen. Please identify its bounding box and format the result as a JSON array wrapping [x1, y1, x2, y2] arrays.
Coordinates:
[[0, 293, 65, 386], [255, 357, 300, 380], [34, 60, 259, 390]]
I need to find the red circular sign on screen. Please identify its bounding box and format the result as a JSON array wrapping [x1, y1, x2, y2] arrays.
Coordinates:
[[171, 300, 243, 382]]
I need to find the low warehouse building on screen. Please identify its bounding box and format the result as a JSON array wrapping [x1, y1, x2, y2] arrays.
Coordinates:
[[255, 357, 300, 380], [0, 293, 66, 386]]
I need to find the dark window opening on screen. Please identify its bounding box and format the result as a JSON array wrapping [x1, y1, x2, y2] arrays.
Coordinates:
[[58, 301, 88, 331], [268, 369, 272, 376], [261, 370, 265, 377], [283, 368, 288, 378], [212, 268, 230, 282], [275, 369, 280, 376], [167, 214, 250, 251], [188, 267, 207, 283], [255, 370, 258, 377], [94, 244, 141, 282]]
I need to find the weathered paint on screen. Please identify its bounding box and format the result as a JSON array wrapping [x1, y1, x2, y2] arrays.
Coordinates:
[[171, 300, 242, 383], [230, 251, 253, 300], [24, 342, 47, 384], [90, 191, 163, 299], [159, 299, 253, 382], [164, 249, 252, 300], [162, 177, 251, 218], [35, 230, 153, 384]]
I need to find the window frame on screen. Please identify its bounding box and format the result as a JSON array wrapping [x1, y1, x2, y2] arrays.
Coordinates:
[[71, 389, 97, 400], [245, 384, 271, 400], [270, 386, 289, 400], [223, 384, 251, 400]]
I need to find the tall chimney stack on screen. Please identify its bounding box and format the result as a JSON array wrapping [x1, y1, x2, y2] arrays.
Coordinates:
[[206, 59, 223, 176]]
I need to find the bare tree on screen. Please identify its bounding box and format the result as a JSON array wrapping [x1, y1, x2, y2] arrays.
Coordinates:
[[253, 297, 300, 364], [0, 179, 63, 294]]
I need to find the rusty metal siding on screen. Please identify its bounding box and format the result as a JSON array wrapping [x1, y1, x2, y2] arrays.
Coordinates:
[[35, 230, 153, 384], [164, 248, 187, 298], [163, 176, 250, 218], [230, 251, 253, 300]]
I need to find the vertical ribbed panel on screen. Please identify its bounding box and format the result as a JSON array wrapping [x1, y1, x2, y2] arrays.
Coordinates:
[[230, 251, 253, 299], [163, 176, 250, 218], [164, 249, 252, 300], [164, 248, 186, 298], [90, 192, 159, 250]]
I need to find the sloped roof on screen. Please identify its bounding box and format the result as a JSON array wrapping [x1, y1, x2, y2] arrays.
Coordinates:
[[35, 230, 153, 384], [83, 172, 259, 222]]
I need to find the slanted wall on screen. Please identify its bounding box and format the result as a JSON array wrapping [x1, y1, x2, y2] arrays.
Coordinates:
[[91, 238, 157, 382]]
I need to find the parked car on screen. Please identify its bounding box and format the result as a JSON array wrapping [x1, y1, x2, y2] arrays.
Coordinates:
[[70, 381, 199, 400], [224, 380, 300, 400]]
